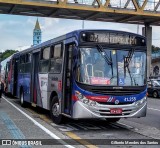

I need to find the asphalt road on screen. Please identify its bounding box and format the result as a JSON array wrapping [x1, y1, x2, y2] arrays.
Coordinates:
[[125, 97, 160, 130], [0, 95, 160, 148]]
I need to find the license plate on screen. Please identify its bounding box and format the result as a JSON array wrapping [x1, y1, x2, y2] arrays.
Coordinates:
[[110, 108, 122, 114]]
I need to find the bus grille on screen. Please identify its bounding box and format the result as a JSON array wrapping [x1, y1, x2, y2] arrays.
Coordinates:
[[90, 89, 141, 96], [77, 82, 146, 96], [97, 102, 133, 105], [92, 108, 136, 116]]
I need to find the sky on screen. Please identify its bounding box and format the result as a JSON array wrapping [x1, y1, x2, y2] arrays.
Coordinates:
[[0, 14, 160, 52]]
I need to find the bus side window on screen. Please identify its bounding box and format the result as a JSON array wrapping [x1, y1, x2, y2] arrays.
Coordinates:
[[25, 53, 32, 73], [19, 55, 25, 73], [39, 47, 50, 73], [50, 44, 63, 73], [67, 45, 73, 76]]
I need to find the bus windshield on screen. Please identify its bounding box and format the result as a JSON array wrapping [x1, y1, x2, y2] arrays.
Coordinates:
[[76, 47, 146, 86]]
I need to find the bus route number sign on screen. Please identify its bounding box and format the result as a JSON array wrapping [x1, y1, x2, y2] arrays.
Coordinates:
[[81, 31, 146, 46]]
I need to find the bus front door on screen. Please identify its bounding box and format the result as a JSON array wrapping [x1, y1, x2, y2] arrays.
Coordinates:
[[62, 44, 73, 116]]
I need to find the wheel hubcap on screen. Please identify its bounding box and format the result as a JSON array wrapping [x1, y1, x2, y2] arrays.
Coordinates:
[[154, 92, 157, 97], [52, 103, 60, 117]]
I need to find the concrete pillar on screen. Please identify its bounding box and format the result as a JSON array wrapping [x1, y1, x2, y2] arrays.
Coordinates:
[[142, 24, 152, 79]]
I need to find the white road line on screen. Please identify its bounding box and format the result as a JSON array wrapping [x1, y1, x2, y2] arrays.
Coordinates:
[[2, 96, 74, 148], [148, 107, 160, 112]]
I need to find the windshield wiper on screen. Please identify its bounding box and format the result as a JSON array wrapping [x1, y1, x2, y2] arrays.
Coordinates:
[[124, 49, 137, 86], [97, 45, 113, 77]]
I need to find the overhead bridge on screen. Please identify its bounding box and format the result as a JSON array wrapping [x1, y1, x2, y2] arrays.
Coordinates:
[[0, 0, 160, 26]]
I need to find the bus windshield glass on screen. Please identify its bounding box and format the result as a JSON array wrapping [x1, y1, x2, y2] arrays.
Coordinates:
[[76, 47, 146, 86]]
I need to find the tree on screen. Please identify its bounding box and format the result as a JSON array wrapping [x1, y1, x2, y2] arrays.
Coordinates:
[[152, 45, 160, 53], [0, 50, 18, 61]]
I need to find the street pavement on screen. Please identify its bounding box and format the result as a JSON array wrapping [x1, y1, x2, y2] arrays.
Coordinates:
[[0, 95, 159, 148], [125, 97, 160, 130]]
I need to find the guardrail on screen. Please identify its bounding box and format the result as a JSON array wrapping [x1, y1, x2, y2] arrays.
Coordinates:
[[23, 0, 160, 12]]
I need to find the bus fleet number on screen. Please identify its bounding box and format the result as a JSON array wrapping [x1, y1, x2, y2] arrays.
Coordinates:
[[124, 97, 136, 102]]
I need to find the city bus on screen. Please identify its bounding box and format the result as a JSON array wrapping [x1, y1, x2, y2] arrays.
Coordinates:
[[0, 55, 17, 95], [1, 30, 147, 124]]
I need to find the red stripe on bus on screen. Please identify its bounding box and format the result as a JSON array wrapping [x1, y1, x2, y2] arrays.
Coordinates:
[[72, 95, 78, 101], [85, 96, 111, 102]]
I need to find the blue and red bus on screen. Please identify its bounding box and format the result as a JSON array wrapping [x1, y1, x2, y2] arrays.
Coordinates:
[[1, 30, 147, 124]]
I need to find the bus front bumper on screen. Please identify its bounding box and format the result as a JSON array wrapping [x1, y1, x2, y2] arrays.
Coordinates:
[[72, 100, 147, 119]]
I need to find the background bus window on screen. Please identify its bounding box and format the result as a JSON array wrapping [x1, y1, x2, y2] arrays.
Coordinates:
[[50, 44, 63, 73], [26, 53, 32, 63], [39, 47, 50, 73], [19, 55, 25, 73], [25, 53, 32, 73]]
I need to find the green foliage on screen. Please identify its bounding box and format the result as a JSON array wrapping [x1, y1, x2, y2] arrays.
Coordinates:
[[0, 50, 18, 61], [152, 45, 160, 53]]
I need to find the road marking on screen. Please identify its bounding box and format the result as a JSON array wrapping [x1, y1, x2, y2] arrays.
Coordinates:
[[2, 96, 74, 148], [66, 132, 98, 148], [0, 111, 31, 148], [148, 107, 160, 112]]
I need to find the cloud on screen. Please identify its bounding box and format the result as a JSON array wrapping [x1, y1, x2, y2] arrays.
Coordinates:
[[0, 15, 160, 51]]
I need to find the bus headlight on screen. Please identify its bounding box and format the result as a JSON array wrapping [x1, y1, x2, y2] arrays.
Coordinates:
[[82, 97, 89, 104], [76, 91, 83, 100], [75, 91, 97, 106], [135, 97, 147, 106], [90, 101, 97, 106]]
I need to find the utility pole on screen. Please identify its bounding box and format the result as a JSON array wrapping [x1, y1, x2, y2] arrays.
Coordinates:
[[137, 24, 139, 34], [82, 20, 84, 29], [0, 52, 2, 73]]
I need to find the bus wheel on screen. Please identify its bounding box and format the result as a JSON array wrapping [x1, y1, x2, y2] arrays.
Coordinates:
[[20, 91, 27, 107], [153, 91, 158, 98], [106, 118, 120, 123], [50, 96, 64, 124]]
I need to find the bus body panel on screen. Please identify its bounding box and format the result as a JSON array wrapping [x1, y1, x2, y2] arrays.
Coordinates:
[[38, 73, 49, 109], [17, 73, 31, 102], [72, 100, 147, 119]]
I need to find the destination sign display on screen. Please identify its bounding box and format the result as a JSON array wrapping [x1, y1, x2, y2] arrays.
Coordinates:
[[81, 32, 146, 46]]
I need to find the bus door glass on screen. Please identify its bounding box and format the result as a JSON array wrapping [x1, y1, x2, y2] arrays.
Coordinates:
[[62, 44, 73, 115], [31, 52, 40, 104], [13, 58, 18, 96]]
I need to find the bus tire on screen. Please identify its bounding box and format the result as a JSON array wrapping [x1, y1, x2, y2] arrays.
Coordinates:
[[20, 90, 27, 107], [153, 91, 158, 98], [105, 118, 120, 123], [50, 96, 64, 124]]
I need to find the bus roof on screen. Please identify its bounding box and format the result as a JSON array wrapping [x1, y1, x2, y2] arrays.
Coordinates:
[[10, 29, 147, 56]]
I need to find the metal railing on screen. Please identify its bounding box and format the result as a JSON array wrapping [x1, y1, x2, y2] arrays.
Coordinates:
[[23, 0, 160, 12]]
